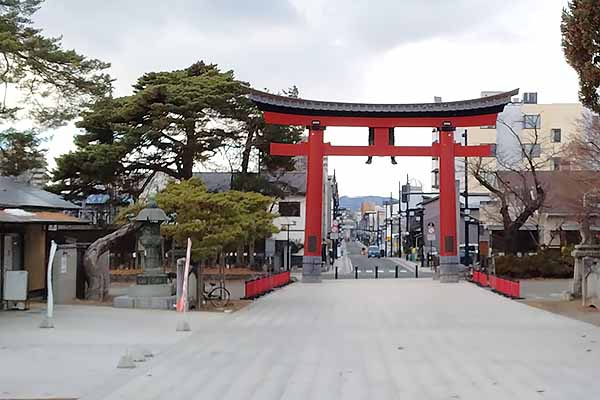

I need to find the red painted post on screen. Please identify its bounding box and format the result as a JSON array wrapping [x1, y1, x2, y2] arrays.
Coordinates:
[[303, 125, 325, 283], [438, 124, 459, 282]]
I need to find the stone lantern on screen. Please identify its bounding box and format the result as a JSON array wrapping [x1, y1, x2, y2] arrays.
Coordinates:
[[132, 196, 168, 285], [112, 196, 176, 309]]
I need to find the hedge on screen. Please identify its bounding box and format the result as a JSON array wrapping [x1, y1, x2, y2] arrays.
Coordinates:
[[494, 247, 574, 279]]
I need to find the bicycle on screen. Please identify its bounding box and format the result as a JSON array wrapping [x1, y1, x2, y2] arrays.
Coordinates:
[[166, 271, 231, 308], [202, 281, 230, 308]]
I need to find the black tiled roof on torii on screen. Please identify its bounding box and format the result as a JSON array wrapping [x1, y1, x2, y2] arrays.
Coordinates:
[[249, 89, 519, 118]]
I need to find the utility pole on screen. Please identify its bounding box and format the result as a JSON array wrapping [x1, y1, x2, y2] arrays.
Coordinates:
[[405, 174, 410, 259], [463, 129, 470, 266], [390, 192, 394, 257], [398, 181, 402, 258], [376, 210, 380, 247]]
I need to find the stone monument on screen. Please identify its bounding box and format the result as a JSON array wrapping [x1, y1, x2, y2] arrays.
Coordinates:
[[114, 197, 176, 309], [569, 216, 600, 307]]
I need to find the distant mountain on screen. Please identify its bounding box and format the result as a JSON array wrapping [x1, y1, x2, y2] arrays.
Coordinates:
[[339, 195, 398, 212]]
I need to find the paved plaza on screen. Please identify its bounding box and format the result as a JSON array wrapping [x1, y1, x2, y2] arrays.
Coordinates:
[[2, 279, 600, 399]]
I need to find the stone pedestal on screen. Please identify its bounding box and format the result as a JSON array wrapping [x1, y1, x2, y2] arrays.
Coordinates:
[[571, 244, 600, 307], [113, 273, 175, 310], [302, 255, 322, 283], [570, 245, 600, 298], [439, 256, 460, 283]]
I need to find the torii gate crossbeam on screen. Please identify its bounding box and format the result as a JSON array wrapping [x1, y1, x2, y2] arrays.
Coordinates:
[[250, 89, 518, 283]]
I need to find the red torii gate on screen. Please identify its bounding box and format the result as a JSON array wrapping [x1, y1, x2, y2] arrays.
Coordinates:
[[250, 89, 518, 282]]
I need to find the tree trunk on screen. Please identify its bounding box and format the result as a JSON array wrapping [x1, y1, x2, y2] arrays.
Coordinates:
[[248, 240, 255, 267], [236, 243, 244, 265], [84, 223, 137, 301], [240, 130, 255, 174], [501, 227, 520, 255]]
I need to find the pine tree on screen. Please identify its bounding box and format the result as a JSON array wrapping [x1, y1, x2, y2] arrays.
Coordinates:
[[562, 0, 600, 113], [0, 128, 45, 176], [52, 61, 248, 201], [0, 0, 111, 127]]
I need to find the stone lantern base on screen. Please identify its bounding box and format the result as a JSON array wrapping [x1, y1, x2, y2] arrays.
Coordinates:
[[113, 272, 175, 310], [569, 244, 600, 307]]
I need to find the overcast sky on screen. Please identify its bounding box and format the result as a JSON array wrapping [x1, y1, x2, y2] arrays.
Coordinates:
[[35, 0, 579, 198]]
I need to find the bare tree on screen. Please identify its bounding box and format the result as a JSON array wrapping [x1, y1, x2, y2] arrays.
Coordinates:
[[565, 114, 600, 244], [471, 119, 560, 254], [568, 114, 600, 170]]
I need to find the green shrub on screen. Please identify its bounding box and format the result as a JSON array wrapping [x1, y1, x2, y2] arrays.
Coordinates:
[[494, 248, 574, 279]]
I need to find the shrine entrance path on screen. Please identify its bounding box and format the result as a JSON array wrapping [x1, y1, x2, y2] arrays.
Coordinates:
[[86, 279, 600, 400]]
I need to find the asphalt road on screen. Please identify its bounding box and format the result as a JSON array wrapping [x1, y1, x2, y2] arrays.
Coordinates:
[[335, 240, 433, 279]]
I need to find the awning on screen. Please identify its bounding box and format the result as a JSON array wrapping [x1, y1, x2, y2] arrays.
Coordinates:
[[0, 209, 88, 224]]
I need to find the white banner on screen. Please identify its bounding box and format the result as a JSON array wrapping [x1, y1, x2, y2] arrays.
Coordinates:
[[176, 238, 192, 313]]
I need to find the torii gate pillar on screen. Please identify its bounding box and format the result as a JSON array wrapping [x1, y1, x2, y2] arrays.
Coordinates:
[[438, 124, 460, 283], [303, 125, 325, 282]]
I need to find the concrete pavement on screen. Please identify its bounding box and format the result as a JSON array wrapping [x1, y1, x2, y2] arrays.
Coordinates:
[[79, 279, 600, 400], [520, 279, 572, 300], [337, 240, 433, 279], [0, 303, 225, 399]]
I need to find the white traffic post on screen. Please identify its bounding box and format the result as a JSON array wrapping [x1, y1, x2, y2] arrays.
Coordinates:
[[40, 240, 58, 328], [176, 238, 192, 331]]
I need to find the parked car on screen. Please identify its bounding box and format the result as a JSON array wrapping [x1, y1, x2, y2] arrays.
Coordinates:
[[367, 245, 380, 258]]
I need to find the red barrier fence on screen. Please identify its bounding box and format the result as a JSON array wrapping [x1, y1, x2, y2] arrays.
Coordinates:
[[471, 271, 520, 299], [244, 271, 291, 299]]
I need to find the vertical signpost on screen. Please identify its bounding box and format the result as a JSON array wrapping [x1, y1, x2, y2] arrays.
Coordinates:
[[427, 222, 436, 276]]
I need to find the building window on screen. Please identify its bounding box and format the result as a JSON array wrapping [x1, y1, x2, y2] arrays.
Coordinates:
[[524, 144, 541, 158], [523, 114, 541, 129], [551, 128, 562, 143], [278, 201, 301, 217], [432, 170, 439, 189], [552, 157, 561, 171], [480, 125, 496, 129]]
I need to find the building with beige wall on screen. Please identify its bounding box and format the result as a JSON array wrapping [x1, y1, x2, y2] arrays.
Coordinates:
[[430, 92, 590, 254], [431, 92, 586, 194]]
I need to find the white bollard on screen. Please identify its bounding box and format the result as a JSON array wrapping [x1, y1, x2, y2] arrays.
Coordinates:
[[130, 347, 147, 362], [40, 241, 58, 328], [117, 349, 136, 369]]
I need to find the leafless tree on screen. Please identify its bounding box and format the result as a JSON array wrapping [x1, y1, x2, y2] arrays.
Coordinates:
[[565, 114, 600, 244], [568, 114, 600, 170], [470, 119, 561, 254]]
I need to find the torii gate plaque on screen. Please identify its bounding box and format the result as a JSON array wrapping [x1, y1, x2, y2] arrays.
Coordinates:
[[250, 89, 517, 283]]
